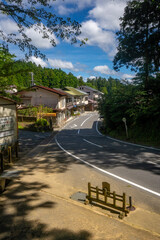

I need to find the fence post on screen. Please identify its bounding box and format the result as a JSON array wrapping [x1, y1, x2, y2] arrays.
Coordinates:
[[8, 146, 12, 163], [0, 152, 4, 172], [96, 186, 99, 201], [113, 191, 116, 207], [15, 141, 18, 158], [123, 193, 126, 212], [88, 182, 91, 203], [104, 188, 107, 203]]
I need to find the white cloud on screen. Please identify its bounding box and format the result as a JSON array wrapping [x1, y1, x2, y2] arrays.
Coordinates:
[[48, 58, 78, 71], [89, 0, 126, 31], [77, 0, 127, 57], [80, 20, 117, 57], [77, 75, 82, 79], [121, 74, 135, 79], [88, 76, 96, 79], [29, 56, 48, 67], [24, 24, 59, 49], [0, 18, 19, 34], [94, 65, 116, 75], [0, 17, 59, 49]]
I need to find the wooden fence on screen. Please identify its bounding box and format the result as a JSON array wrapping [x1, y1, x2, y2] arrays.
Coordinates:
[[86, 182, 129, 218], [0, 142, 18, 173]]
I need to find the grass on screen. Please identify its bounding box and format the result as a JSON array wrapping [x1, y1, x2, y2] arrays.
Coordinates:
[[18, 122, 35, 130], [106, 129, 160, 148]]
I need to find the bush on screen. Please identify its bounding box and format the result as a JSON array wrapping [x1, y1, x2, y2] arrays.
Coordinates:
[[31, 118, 50, 132]]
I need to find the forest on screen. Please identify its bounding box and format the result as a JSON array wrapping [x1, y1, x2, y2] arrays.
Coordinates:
[[98, 0, 160, 147], [0, 46, 160, 146], [0, 0, 160, 147]]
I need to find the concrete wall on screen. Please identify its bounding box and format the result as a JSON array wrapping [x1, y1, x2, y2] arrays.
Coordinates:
[[21, 88, 59, 109], [0, 98, 17, 150]]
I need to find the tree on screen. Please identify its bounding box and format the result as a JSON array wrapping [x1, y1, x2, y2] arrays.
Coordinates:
[[0, 0, 83, 59], [113, 0, 160, 89]]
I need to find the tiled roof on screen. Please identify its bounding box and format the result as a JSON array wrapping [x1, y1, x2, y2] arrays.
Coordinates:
[[63, 87, 86, 96], [0, 95, 17, 103], [79, 86, 103, 94], [32, 85, 67, 96]]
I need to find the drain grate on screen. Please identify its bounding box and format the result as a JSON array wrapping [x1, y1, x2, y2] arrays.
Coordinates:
[[70, 192, 87, 203]]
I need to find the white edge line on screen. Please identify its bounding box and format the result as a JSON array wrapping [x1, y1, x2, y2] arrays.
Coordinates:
[[96, 119, 160, 152], [83, 138, 103, 148], [96, 120, 103, 136], [78, 129, 80, 134], [55, 136, 160, 197]]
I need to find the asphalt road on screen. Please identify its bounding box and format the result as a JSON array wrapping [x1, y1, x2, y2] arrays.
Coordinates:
[[56, 112, 160, 198]]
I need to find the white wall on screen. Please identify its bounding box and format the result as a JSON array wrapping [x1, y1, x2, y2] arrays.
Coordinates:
[[0, 98, 17, 149], [20, 87, 66, 109]]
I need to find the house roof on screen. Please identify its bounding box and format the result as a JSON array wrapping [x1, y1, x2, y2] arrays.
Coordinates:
[[17, 85, 67, 96], [32, 85, 67, 96], [53, 88, 71, 97], [79, 86, 103, 95], [0, 95, 17, 104], [63, 87, 87, 96]]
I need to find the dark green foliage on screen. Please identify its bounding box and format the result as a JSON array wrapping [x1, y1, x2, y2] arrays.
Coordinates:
[[32, 118, 50, 132], [98, 79, 160, 146], [86, 76, 121, 94], [18, 105, 53, 117], [6, 60, 79, 89], [113, 0, 160, 89]]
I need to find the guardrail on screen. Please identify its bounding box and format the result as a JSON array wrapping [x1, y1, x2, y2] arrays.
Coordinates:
[[86, 182, 130, 218]]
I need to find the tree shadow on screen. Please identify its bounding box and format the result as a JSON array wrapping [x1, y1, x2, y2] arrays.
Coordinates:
[[0, 180, 91, 240], [55, 120, 160, 176], [3, 220, 91, 240]]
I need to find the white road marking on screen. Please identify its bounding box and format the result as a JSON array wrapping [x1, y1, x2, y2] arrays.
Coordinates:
[[78, 114, 94, 135], [81, 115, 93, 127], [147, 161, 157, 165], [70, 124, 77, 128], [55, 136, 160, 197], [83, 138, 103, 148], [96, 120, 103, 135], [96, 119, 160, 152]]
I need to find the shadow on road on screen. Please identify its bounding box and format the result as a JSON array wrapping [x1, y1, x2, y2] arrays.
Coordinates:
[[55, 121, 160, 176], [0, 178, 91, 240]]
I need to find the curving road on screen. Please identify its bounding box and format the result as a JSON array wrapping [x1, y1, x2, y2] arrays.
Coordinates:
[[55, 112, 160, 197]]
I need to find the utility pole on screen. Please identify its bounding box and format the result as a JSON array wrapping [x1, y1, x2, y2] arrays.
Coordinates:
[[29, 72, 34, 86]]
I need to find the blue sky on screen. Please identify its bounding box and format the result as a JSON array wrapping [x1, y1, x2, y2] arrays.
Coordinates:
[[0, 0, 135, 81]]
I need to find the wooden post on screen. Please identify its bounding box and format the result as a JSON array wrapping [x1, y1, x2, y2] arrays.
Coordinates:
[[8, 146, 12, 163], [123, 193, 126, 212], [0, 152, 4, 172], [104, 188, 107, 203], [15, 141, 18, 158], [88, 182, 91, 203], [113, 191, 116, 207], [96, 186, 99, 201], [102, 182, 110, 195]]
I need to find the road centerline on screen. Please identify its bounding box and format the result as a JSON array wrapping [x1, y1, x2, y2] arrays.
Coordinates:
[[55, 136, 160, 197], [80, 114, 93, 127], [83, 138, 103, 148]]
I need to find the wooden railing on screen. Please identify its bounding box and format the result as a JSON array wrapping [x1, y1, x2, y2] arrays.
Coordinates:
[[86, 182, 129, 218]]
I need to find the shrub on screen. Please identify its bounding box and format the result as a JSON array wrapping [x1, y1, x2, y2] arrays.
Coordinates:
[[32, 118, 50, 132]]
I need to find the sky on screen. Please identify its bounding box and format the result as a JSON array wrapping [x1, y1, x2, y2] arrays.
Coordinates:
[[0, 0, 135, 81]]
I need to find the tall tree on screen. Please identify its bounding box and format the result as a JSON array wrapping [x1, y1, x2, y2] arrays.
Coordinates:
[[0, 0, 83, 59], [113, 0, 160, 89]]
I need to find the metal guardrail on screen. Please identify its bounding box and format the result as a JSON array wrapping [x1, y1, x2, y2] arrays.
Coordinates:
[[86, 182, 130, 218]]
